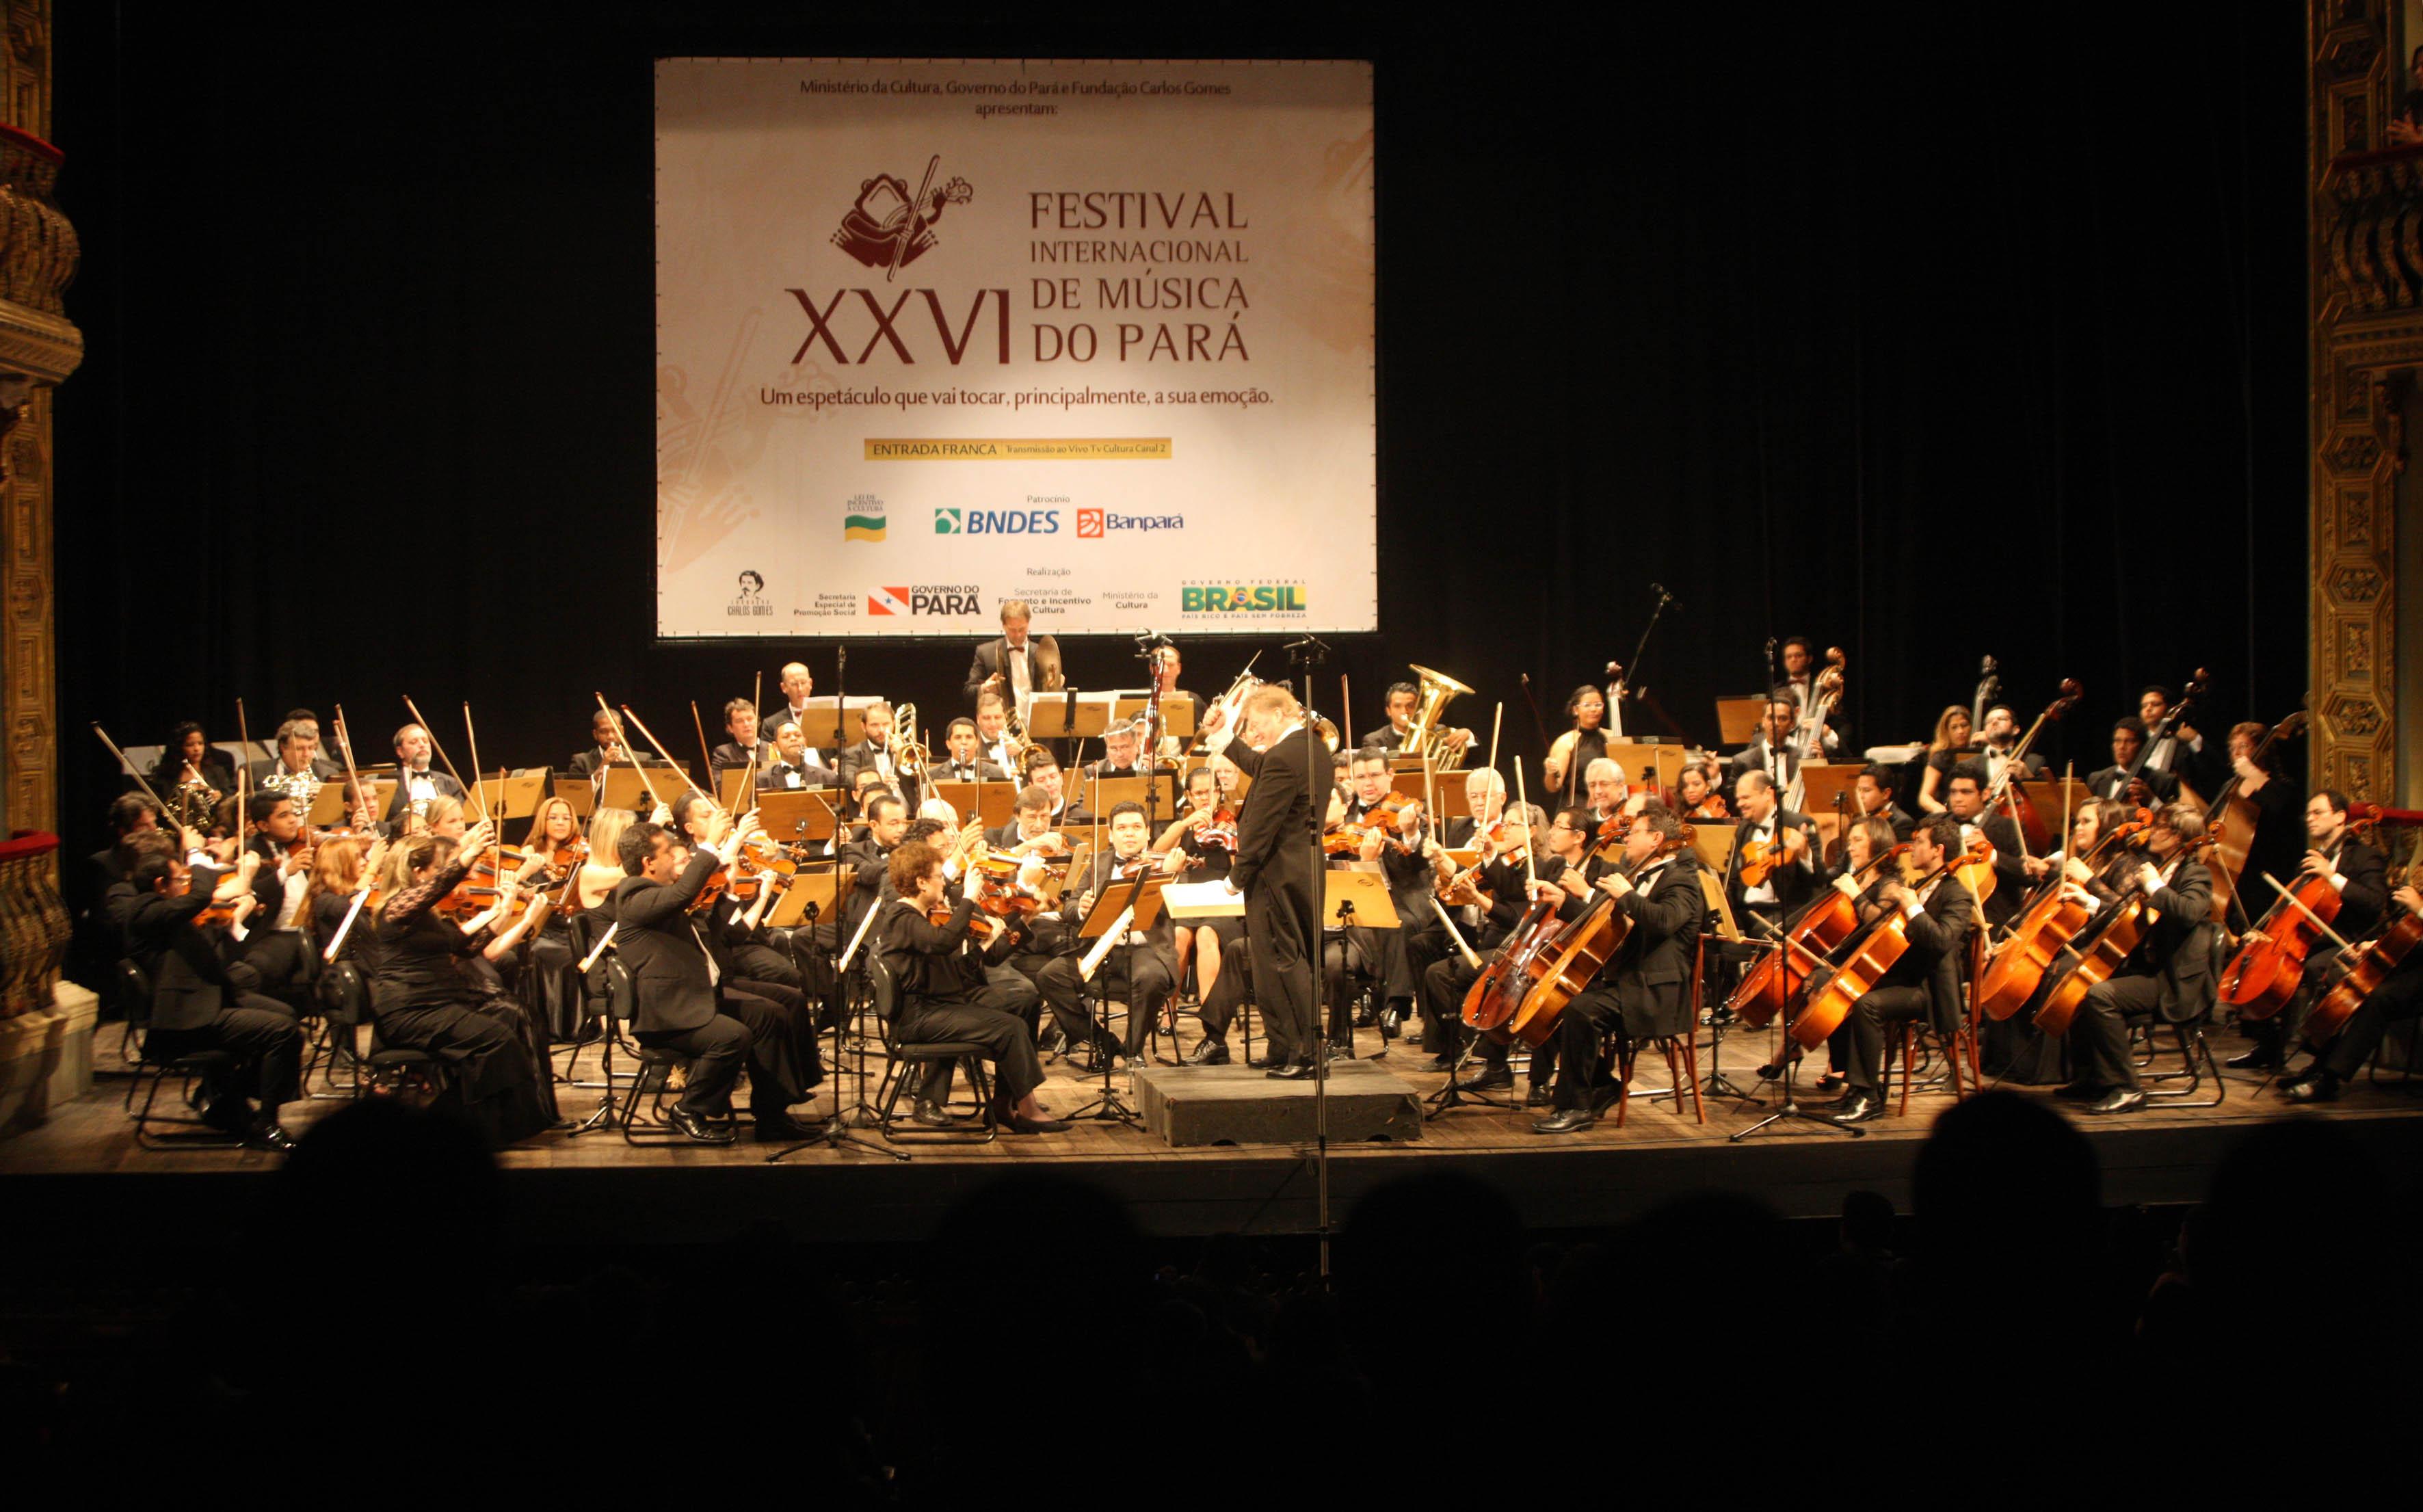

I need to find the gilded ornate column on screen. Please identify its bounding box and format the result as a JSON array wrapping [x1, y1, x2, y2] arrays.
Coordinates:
[[2310, 3, 2406, 804]]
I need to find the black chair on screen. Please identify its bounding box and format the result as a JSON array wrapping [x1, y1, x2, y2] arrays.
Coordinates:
[[118, 958, 244, 1150], [868, 951, 996, 1144], [1615, 937, 1707, 1127], [304, 958, 372, 1098]]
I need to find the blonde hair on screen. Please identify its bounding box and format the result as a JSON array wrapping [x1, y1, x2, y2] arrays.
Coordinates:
[[1929, 706, 1970, 754], [585, 806, 635, 855], [421, 794, 464, 834], [1242, 684, 1301, 722]]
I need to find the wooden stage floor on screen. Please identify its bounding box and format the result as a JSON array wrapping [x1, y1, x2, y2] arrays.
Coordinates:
[[8, 1013, 2421, 1253]]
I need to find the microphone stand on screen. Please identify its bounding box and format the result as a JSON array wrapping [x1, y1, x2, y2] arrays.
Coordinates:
[[1727, 913, 1861, 1142], [769, 845, 908, 1163], [1286, 633, 1334, 1283]]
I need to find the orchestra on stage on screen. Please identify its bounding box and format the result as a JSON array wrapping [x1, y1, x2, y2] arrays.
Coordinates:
[[75, 600, 2422, 1154]]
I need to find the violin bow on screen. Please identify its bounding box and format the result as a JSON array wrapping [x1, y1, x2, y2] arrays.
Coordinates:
[[401, 695, 475, 814], [462, 701, 492, 823], [690, 700, 717, 795], [1484, 701, 1503, 778], [618, 702, 699, 805], [595, 693, 675, 819], [332, 705, 369, 829], [235, 696, 252, 840], [90, 722, 174, 814]]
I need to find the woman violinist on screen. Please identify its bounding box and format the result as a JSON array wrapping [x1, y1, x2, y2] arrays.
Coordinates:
[[369, 819, 562, 1147], [514, 795, 589, 1042], [1154, 764, 1245, 1059], [1675, 754, 1729, 821], [1916, 706, 1973, 815]]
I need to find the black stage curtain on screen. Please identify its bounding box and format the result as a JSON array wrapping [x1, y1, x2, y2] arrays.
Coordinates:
[[50, 5, 2307, 855]]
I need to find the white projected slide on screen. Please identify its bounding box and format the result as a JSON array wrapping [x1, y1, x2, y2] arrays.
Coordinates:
[[655, 57, 1374, 639]]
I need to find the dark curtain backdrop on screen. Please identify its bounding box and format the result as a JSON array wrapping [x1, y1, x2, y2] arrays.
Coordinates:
[[49, 3, 2307, 854]]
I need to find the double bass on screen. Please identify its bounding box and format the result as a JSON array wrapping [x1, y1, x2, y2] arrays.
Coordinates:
[[2203, 704, 2309, 928], [1985, 678, 2082, 856]]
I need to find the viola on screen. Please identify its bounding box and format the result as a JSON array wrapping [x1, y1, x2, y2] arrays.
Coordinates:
[[1737, 825, 1802, 888], [2217, 866, 2342, 1020]]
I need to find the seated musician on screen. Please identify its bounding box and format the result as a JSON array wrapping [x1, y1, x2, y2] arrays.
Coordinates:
[[973, 691, 1020, 775], [986, 784, 1068, 855], [369, 819, 562, 1148], [304, 831, 388, 983], [840, 789, 911, 942], [236, 793, 318, 1007], [1358, 678, 1474, 762], [2229, 789, 2387, 1074], [1676, 754, 1729, 821], [1942, 760, 2026, 929], [1775, 637, 1846, 748], [1822, 814, 1976, 1125], [934, 717, 1011, 784], [876, 838, 1068, 1132], [1440, 803, 1597, 1104], [382, 722, 467, 832], [1852, 762, 1916, 843], [709, 698, 770, 777], [1035, 801, 1180, 1066], [666, 791, 808, 996], [1730, 698, 1804, 796], [2087, 717, 2180, 807], [150, 722, 235, 836], [1976, 705, 2049, 789], [250, 717, 341, 812], [2056, 801, 2216, 1115], [2281, 877, 2423, 1103], [836, 700, 917, 806], [70, 794, 166, 988], [1583, 758, 1630, 831], [573, 806, 638, 912], [1539, 684, 1611, 803], [1321, 746, 1433, 1050], [761, 661, 833, 768], [1416, 802, 1541, 1069], [1156, 764, 1248, 1063], [567, 710, 649, 780], [1438, 768, 1508, 847], [111, 832, 307, 1152], [611, 812, 821, 1143], [1916, 706, 1972, 814], [1533, 801, 1704, 1133], [1727, 770, 1820, 941], [760, 717, 840, 791], [1023, 747, 1090, 825], [1083, 720, 1167, 780]]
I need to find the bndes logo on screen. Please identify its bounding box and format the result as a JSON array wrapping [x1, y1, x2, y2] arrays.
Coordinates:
[[936, 508, 1059, 535], [1075, 509, 1182, 539]]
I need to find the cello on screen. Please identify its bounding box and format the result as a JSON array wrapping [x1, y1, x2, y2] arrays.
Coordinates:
[[2217, 823, 2346, 1022], [1729, 845, 1906, 1029], [1459, 808, 1552, 1042], [1788, 850, 1970, 1051], [1976, 815, 2141, 1022], [1501, 827, 1693, 1048], [2303, 862, 2421, 1044], [2032, 827, 2217, 1038]]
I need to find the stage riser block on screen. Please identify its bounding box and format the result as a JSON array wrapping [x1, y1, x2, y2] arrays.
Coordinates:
[[1135, 1063, 1422, 1147]]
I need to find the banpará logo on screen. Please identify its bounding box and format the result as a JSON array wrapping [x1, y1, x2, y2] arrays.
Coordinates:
[[935, 507, 1060, 535], [832, 157, 974, 274], [1076, 509, 1184, 539], [870, 583, 983, 615], [843, 493, 886, 542], [1181, 584, 1308, 613]]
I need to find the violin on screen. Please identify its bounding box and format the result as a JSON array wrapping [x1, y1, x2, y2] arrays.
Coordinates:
[[1737, 824, 1804, 888], [1684, 795, 1730, 822], [1191, 804, 1239, 853], [1325, 791, 1420, 856]]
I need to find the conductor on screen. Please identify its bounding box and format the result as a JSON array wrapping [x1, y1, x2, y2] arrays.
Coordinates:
[[1213, 683, 1321, 1079]]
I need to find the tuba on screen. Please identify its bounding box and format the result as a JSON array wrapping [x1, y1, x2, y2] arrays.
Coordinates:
[[1403, 664, 1476, 769]]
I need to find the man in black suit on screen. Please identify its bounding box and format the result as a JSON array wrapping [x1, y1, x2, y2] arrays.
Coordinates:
[[1976, 705, 2050, 788], [2087, 717, 2180, 807], [1775, 636, 1846, 752], [1726, 769, 1820, 937], [2286, 881, 2423, 1102], [2136, 685, 2214, 797], [111, 835, 304, 1152], [2060, 801, 2219, 1115], [962, 597, 1064, 704], [611, 814, 817, 1143], [984, 785, 1065, 853], [566, 710, 665, 782], [1035, 801, 1178, 1063], [384, 722, 468, 830], [1217, 685, 1321, 1076], [1356, 680, 1420, 754], [248, 718, 343, 810], [1852, 764, 1917, 844], [838, 790, 912, 944], [1729, 698, 1806, 794], [931, 717, 1011, 785], [709, 698, 772, 780], [758, 717, 841, 791], [1022, 747, 1090, 827], [1534, 803, 1706, 1132], [760, 661, 836, 769], [835, 700, 918, 808], [1944, 760, 2028, 929], [69, 794, 165, 992], [2234, 788, 2388, 1073], [1824, 814, 1976, 1124]]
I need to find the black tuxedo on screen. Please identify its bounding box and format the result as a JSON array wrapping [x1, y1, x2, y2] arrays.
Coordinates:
[[1726, 807, 1821, 922], [382, 766, 466, 827], [1545, 854, 1706, 1107], [835, 739, 917, 804], [1227, 726, 1320, 1064], [1036, 851, 1178, 1057], [710, 739, 771, 778], [1730, 738, 1800, 793], [2325, 834, 2391, 942], [963, 633, 1064, 701], [2068, 857, 2219, 1093], [246, 755, 343, 789], [2086, 762, 2180, 805], [931, 757, 1011, 785], [1823, 871, 1974, 1094], [1357, 721, 1411, 754], [1952, 810, 2028, 927], [566, 747, 670, 780], [114, 884, 302, 1123], [609, 850, 725, 1034], [758, 755, 840, 792]]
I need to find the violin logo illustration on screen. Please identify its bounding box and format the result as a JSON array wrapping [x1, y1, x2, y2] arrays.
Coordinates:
[[832, 156, 975, 280]]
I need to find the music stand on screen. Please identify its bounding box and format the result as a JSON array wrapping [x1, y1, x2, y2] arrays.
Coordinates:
[[467, 772, 547, 823], [791, 697, 884, 752], [769, 863, 839, 929], [1389, 771, 1474, 817], [1323, 870, 1399, 1063], [1606, 742, 1689, 797], [554, 777, 595, 819], [767, 864, 904, 1164], [596, 767, 664, 816], [1689, 821, 1737, 875], [1715, 696, 1771, 746], [2015, 777, 2092, 834], [757, 790, 838, 849], [308, 778, 394, 828], [926, 779, 1018, 830], [1066, 873, 1167, 1126], [1086, 773, 1182, 817]]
